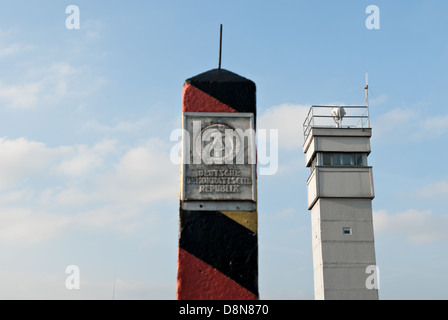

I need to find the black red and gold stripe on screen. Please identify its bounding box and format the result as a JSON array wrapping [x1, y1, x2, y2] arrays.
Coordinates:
[[177, 68, 258, 300]]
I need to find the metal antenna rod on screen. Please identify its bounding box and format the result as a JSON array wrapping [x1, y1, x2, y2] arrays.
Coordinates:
[[218, 24, 223, 69], [365, 72, 370, 128], [365, 72, 369, 105]]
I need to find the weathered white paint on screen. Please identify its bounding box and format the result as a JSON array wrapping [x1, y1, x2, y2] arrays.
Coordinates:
[[304, 127, 379, 300]]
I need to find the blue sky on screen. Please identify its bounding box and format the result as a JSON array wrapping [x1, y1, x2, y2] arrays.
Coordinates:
[[0, 0, 447, 299]]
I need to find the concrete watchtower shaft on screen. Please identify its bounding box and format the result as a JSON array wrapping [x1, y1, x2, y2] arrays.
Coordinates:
[[303, 105, 379, 300]]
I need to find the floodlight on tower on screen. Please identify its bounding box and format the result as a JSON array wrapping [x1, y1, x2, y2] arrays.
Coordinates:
[[331, 106, 346, 128]]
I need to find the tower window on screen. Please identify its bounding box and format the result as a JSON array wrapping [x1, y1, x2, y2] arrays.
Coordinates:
[[343, 227, 352, 235], [322, 153, 332, 166], [318, 153, 367, 167], [333, 154, 341, 166], [342, 153, 351, 166], [354, 153, 365, 166], [310, 156, 317, 174]]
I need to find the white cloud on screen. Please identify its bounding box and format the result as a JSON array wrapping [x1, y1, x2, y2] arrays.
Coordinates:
[[258, 103, 310, 150], [0, 137, 56, 190], [0, 28, 13, 38], [39, 138, 177, 207], [374, 209, 448, 244], [55, 139, 117, 176], [0, 28, 34, 59], [372, 108, 418, 138], [99, 139, 179, 204], [40, 186, 95, 207], [73, 204, 143, 234], [0, 61, 106, 109], [415, 181, 448, 198], [83, 19, 105, 41], [0, 137, 117, 189], [0, 136, 179, 245], [0, 208, 71, 246], [0, 82, 41, 109], [0, 189, 33, 203], [0, 269, 174, 299], [0, 269, 67, 300], [111, 277, 174, 300], [84, 118, 151, 133], [418, 114, 448, 137], [369, 93, 387, 105], [0, 42, 33, 59], [372, 108, 448, 142], [55, 139, 178, 207]]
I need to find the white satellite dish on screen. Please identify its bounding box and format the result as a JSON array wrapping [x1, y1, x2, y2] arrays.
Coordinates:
[[331, 107, 346, 128]]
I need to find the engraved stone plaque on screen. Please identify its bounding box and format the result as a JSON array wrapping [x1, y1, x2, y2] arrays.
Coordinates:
[[181, 112, 256, 203]]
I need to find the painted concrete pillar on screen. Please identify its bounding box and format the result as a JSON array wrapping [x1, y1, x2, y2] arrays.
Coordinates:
[[177, 68, 258, 300]]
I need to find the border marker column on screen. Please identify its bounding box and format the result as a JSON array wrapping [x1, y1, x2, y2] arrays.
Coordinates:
[[177, 68, 258, 300]]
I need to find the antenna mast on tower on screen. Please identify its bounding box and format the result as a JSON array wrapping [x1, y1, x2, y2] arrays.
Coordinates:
[[365, 72, 371, 128]]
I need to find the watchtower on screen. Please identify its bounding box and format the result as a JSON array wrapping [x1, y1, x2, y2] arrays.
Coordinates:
[[302, 105, 379, 300]]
